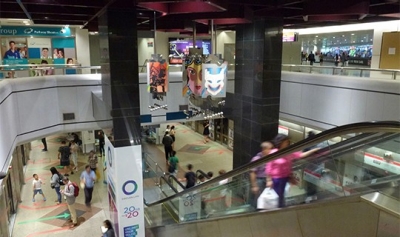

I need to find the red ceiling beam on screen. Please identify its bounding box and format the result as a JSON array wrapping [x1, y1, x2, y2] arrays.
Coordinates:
[[137, 0, 228, 15]]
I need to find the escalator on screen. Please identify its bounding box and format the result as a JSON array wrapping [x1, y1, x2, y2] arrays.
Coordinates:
[[144, 121, 400, 236]]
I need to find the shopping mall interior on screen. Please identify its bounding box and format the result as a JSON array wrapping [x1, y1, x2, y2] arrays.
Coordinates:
[[0, 0, 399, 236]]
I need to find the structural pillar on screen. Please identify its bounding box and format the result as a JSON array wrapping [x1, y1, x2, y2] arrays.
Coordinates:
[[98, 2, 145, 237], [99, 1, 141, 147], [225, 18, 283, 168]]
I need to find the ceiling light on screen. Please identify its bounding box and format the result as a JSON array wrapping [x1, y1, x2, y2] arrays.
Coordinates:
[[24, 23, 30, 25], [333, 36, 335, 38], [351, 33, 354, 35], [315, 35, 318, 37], [23, 20, 28, 23]]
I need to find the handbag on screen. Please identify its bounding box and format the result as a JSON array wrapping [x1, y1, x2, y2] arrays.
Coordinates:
[[257, 187, 278, 209]]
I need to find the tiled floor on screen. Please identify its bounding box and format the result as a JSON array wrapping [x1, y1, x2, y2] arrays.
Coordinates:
[[12, 123, 233, 236]]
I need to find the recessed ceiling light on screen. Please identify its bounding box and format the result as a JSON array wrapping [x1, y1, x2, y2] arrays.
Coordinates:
[[351, 33, 355, 35], [44, 17, 49, 19], [333, 36, 335, 38], [23, 20, 28, 23], [315, 35, 318, 37]]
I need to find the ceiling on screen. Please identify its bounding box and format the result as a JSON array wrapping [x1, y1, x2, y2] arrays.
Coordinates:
[[0, 0, 399, 32]]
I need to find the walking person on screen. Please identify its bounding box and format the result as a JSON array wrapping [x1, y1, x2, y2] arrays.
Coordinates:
[[308, 51, 315, 66], [41, 138, 48, 151], [98, 131, 105, 157], [249, 141, 275, 208], [162, 131, 174, 162], [169, 126, 176, 149], [58, 141, 72, 175], [70, 141, 79, 172], [61, 176, 78, 228], [50, 167, 62, 204], [88, 150, 98, 173], [32, 174, 46, 202], [80, 165, 96, 210], [203, 120, 210, 143], [168, 151, 179, 176], [179, 164, 196, 189]]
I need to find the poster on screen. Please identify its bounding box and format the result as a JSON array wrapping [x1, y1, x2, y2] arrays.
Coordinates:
[[1, 38, 29, 70], [147, 60, 168, 100], [182, 56, 203, 97], [169, 38, 211, 64], [52, 38, 76, 67], [201, 62, 228, 98]]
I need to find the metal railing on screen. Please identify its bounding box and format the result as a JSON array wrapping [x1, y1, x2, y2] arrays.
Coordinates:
[[0, 64, 101, 78], [282, 64, 400, 80], [143, 152, 166, 186]]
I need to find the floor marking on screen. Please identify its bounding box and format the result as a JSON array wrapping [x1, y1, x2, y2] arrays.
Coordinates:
[[18, 213, 70, 224]]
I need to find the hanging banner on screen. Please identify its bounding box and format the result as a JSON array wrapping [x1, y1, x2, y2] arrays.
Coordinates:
[[201, 61, 228, 98], [182, 56, 203, 97], [147, 60, 168, 95]]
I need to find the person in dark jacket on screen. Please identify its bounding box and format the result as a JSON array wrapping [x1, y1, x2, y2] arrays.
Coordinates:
[[101, 220, 115, 237]]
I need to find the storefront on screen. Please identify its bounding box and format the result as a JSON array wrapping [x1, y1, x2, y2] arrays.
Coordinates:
[[0, 25, 77, 77]]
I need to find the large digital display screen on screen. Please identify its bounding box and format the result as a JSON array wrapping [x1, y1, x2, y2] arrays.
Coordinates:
[[283, 32, 298, 42], [169, 38, 211, 64]]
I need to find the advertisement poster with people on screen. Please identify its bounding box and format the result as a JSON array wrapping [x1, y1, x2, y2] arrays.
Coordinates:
[[201, 62, 228, 98], [147, 60, 168, 100]]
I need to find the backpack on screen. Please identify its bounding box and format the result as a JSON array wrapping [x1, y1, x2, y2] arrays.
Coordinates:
[[58, 173, 65, 186], [168, 162, 176, 173], [68, 182, 80, 197]]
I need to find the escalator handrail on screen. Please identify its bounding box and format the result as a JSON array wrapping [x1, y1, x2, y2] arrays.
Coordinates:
[[196, 169, 211, 179], [144, 176, 179, 206], [168, 175, 186, 190], [145, 121, 400, 207]]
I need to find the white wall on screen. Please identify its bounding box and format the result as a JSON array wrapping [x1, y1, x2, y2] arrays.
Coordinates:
[[75, 28, 91, 73], [216, 30, 236, 58], [280, 71, 400, 130], [0, 75, 102, 173], [138, 38, 156, 68]]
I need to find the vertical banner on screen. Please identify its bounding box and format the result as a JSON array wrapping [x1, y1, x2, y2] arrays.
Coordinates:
[[201, 61, 228, 98], [147, 60, 168, 100], [105, 136, 119, 235], [106, 136, 144, 237], [114, 145, 144, 237], [182, 56, 203, 97], [51, 38, 76, 67]]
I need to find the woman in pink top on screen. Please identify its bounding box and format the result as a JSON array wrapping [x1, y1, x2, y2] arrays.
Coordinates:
[[266, 135, 319, 208]]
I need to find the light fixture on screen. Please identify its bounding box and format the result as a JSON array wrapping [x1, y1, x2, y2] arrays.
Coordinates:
[[333, 36, 335, 38], [315, 35, 318, 37], [351, 33, 354, 35], [22, 20, 28, 23]]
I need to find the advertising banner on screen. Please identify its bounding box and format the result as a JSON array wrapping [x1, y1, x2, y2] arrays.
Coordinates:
[[0, 25, 71, 37], [364, 153, 400, 175], [169, 38, 211, 64], [179, 192, 201, 221], [201, 62, 228, 98], [105, 136, 144, 237]]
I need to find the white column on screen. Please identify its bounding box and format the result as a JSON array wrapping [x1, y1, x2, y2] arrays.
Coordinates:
[[75, 28, 91, 74]]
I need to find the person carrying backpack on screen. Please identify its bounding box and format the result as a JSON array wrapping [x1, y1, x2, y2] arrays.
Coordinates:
[[61, 175, 79, 228], [168, 151, 179, 176]]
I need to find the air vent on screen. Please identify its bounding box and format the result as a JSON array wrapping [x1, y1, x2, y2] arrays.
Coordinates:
[[63, 113, 75, 121]]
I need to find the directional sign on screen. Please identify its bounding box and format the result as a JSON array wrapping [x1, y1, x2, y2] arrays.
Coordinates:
[[18, 212, 70, 224]]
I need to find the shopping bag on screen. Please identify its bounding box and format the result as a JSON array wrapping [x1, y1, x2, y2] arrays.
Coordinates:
[[257, 187, 278, 209]]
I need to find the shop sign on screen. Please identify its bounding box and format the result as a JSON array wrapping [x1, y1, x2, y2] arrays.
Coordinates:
[[0, 26, 71, 37]]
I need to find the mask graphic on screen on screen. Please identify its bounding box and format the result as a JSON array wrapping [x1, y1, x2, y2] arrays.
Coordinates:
[[204, 67, 225, 96]]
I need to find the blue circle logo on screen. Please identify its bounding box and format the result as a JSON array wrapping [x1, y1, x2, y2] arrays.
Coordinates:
[[122, 180, 138, 195], [108, 147, 112, 167]]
